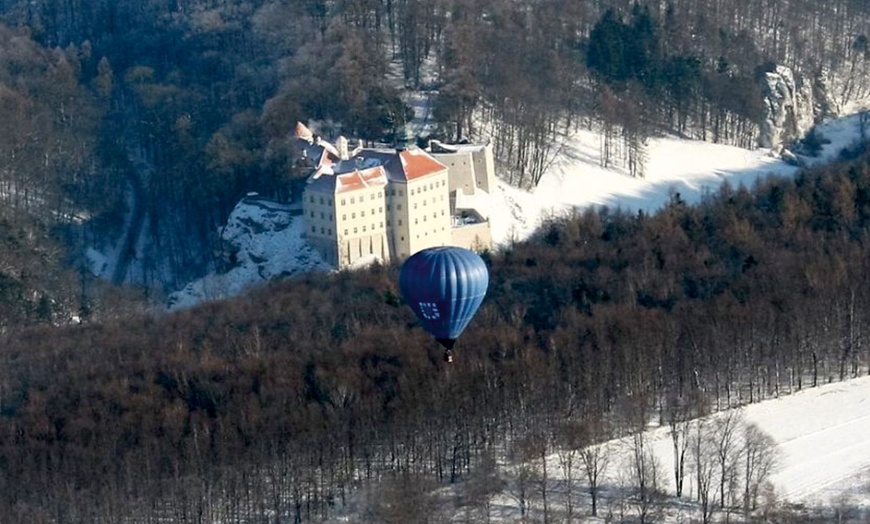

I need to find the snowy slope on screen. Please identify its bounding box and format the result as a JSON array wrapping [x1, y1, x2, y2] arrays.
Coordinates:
[[488, 113, 866, 246], [166, 113, 865, 310], [166, 195, 330, 310], [318, 376, 870, 523]]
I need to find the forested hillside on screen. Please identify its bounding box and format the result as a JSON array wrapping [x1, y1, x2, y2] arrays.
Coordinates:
[[3, 143, 870, 521], [0, 0, 867, 314]]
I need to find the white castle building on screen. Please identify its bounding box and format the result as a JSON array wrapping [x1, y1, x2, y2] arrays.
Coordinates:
[[296, 122, 496, 268]]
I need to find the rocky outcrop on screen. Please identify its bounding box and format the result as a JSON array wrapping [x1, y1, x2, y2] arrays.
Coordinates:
[[759, 65, 815, 152], [166, 194, 329, 310]]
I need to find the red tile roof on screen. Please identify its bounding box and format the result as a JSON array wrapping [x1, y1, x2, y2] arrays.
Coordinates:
[[336, 166, 388, 193], [398, 148, 447, 180], [308, 165, 388, 194]]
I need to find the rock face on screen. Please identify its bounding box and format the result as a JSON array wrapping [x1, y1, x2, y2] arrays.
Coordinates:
[[759, 65, 815, 152], [166, 195, 330, 310]]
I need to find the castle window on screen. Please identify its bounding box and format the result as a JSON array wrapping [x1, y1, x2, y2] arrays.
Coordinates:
[[372, 223, 375, 230], [341, 199, 346, 205], [329, 214, 333, 220], [424, 216, 427, 222], [354, 227, 358, 233], [352, 212, 356, 219], [390, 189, 395, 196], [328, 229, 332, 235], [342, 214, 347, 220], [399, 190, 404, 196], [430, 183, 433, 190], [398, 220, 403, 226], [351, 197, 356, 204], [320, 227, 325, 234], [319, 197, 324, 205], [328, 199, 332, 205], [344, 229, 348, 235], [379, 206, 383, 213], [380, 222, 384, 228], [361, 210, 366, 217], [363, 225, 367, 232], [414, 203, 417, 209], [311, 226, 315, 232], [397, 204, 402, 210], [310, 211, 314, 218], [320, 212, 325, 219], [310, 196, 314, 203], [371, 208, 375, 215], [415, 218, 418, 224]]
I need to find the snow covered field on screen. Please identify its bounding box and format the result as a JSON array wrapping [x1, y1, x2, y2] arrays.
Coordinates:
[[320, 376, 870, 523], [633, 376, 870, 507], [489, 377, 870, 522], [488, 113, 866, 246], [756, 376, 870, 507]]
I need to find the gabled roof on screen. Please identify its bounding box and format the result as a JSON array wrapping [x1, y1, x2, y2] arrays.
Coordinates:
[[330, 147, 447, 183], [304, 143, 447, 192], [397, 148, 448, 181], [307, 165, 388, 195]]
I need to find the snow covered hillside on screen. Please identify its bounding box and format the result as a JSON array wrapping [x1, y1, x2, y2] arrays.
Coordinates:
[[166, 112, 866, 310], [166, 194, 330, 310], [316, 376, 870, 524]]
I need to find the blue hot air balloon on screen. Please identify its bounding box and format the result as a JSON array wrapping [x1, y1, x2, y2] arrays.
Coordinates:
[[399, 246, 489, 360]]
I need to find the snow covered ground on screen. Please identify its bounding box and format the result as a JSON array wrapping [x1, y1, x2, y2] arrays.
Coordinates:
[[756, 376, 870, 507], [487, 113, 867, 246], [629, 376, 870, 507], [319, 375, 870, 523], [164, 112, 866, 313]]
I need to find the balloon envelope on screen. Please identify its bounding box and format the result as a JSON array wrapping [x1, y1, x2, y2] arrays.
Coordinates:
[[399, 246, 489, 348]]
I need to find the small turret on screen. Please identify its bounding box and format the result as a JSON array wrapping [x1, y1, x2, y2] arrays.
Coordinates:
[[336, 136, 349, 160]]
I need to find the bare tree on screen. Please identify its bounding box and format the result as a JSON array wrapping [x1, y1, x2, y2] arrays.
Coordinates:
[[459, 451, 504, 524], [691, 418, 718, 524], [360, 473, 441, 524], [555, 422, 580, 523], [627, 431, 665, 524], [574, 418, 612, 518], [666, 393, 694, 499], [713, 410, 745, 509], [741, 422, 779, 514]]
